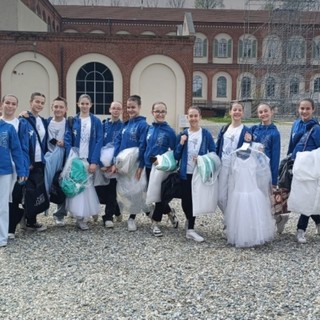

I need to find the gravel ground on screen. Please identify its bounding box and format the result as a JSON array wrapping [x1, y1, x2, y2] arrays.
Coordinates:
[[1, 121, 319, 320]]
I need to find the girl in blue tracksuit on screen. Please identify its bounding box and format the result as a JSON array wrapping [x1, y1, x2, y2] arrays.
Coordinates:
[[144, 101, 178, 237], [216, 102, 252, 214], [251, 103, 287, 234], [1, 94, 29, 240], [19, 92, 48, 232], [112, 95, 149, 232], [64, 94, 103, 230], [0, 114, 28, 247], [174, 106, 216, 243], [289, 98, 320, 243], [99, 101, 123, 228]]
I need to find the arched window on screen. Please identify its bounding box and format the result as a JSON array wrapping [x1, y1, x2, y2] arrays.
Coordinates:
[[217, 76, 227, 97], [241, 77, 251, 98], [193, 75, 203, 97], [265, 77, 276, 98], [290, 78, 299, 96], [314, 77, 320, 92], [76, 62, 114, 115]]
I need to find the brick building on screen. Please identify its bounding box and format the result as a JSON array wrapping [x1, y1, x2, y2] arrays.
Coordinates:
[[1, 0, 320, 124]]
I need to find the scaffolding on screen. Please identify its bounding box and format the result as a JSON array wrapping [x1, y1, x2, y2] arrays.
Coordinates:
[[241, 0, 320, 117]]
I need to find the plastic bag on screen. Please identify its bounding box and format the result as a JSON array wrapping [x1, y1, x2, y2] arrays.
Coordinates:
[[115, 147, 139, 175], [60, 148, 89, 197], [155, 150, 177, 172], [146, 165, 170, 204], [100, 143, 115, 167], [192, 166, 218, 216], [117, 169, 147, 214], [197, 152, 221, 184]]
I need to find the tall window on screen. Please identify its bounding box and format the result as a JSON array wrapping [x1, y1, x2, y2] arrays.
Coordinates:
[[288, 38, 305, 60], [239, 38, 257, 59], [265, 37, 279, 59], [314, 77, 320, 92], [194, 38, 203, 57], [313, 40, 320, 59], [76, 62, 114, 115], [194, 38, 207, 57], [241, 77, 251, 99], [265, 77, 276, 98], [218, 39, 227, 57], [290, 78, 299, 96], [193, 76, 203, 97], [217, 76, 227, 97]]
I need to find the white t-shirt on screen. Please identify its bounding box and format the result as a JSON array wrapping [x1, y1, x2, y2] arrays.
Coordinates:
[[4, 118, 19, 132], [35, 116, 46, 162], [79, 117, 91, 159], [47, 118, 66, 153], [187, 128, 202, 174], [222, 124, 243, 159]]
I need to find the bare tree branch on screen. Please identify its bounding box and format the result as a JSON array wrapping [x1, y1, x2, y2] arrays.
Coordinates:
[[194, 0, 224, 9], [167, 0, 185, 8]]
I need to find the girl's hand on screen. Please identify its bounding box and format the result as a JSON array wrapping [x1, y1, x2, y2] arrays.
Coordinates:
[[110, 165, 117, 174], [57, 140, 64, 147], [18, 176, 28, 184], [180, 134, 187, 145], [101, 166, 107, 172], [88, 163, 97, 174], [135, 167, 143, 180]]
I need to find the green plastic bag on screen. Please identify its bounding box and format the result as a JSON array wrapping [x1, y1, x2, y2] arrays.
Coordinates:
[[155, 150, 177, 172]]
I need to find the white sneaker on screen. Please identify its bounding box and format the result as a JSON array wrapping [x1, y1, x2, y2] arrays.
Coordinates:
[[316, 224, 320, 235], [54, 217, 65, 227], [276, 214, 289, 234], [186, 229, 204, 242], [151, 223, 163, 237], [77, 219, 89, 231], [8, 233, 15, 240], [104, 220, 114, 228], [115, 214, 123, 222], [127, 218, 137, 232], [296, 229, 307, 244]]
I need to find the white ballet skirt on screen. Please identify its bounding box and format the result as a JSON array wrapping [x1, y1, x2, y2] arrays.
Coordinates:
[[225, 150, 275, 248], [66, 175, 101, 219]]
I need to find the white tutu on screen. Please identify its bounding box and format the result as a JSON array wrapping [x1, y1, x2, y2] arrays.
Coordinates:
[[225, 153, 274, 248], [66, 176, 100, 218]]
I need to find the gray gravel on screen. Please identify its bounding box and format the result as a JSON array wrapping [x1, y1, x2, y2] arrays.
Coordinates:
[[1, 121, 319, 320]]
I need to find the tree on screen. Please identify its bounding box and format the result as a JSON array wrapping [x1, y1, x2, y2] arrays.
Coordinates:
[[195, 0, 224, 9], [167, 0, 185, 8]]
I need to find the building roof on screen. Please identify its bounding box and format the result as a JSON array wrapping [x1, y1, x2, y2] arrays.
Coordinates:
[[54, 6, 320, 26]]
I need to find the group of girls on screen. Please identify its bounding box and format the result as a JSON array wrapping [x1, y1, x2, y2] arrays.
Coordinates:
[[1, 92, 319, 247]]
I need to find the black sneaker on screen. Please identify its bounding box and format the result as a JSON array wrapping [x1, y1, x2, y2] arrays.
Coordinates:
[[26, 222, 47, 232]]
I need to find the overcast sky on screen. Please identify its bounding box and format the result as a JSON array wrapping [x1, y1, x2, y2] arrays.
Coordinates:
[[49, 0, 247, 9]]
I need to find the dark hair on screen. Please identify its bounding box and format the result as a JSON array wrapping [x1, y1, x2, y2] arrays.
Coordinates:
[[2, 94, 18, 104], [30, 92, 45, 101], [78, 94, 92, 103], [128, 95, 141, 106], [229, 101, 244, 111], [152, 101, 167, 111], [52, 96, 68, 107], [299, 98, 315, 110], [187, 105, 201, 115]]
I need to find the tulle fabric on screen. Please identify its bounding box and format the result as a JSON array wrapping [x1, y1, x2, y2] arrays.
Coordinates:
[[225, 150, 275, 248]]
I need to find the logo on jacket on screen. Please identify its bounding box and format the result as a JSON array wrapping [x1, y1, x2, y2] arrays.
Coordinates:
[[244, 132, 252, 142]]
